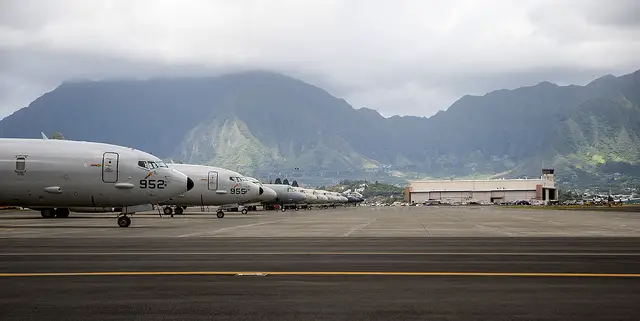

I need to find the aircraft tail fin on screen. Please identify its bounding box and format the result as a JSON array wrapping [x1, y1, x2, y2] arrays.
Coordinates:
[[41, 132, 49, 140]]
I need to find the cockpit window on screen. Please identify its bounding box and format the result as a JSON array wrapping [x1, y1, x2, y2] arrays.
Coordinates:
[[138, 160, 166, 169], [287, 188, 294, 192], [230, 177, 235, 181]]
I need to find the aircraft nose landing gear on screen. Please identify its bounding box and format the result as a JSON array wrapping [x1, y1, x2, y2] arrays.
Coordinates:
[[117, 215, 131, 228]]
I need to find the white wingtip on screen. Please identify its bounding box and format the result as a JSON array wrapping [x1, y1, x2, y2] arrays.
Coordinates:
[[41, 132, 49, 140]]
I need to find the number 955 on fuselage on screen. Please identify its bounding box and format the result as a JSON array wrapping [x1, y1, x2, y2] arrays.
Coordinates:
[[159, 163, 266, 212]]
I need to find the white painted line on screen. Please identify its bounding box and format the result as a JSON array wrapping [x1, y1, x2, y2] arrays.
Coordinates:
[[342, 221, 375, 236], [177, 220, 282, 237]]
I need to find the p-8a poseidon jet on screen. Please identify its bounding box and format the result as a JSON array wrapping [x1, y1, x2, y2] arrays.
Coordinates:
[[0, 138, 193, 227], [160, 164, 270, 218]]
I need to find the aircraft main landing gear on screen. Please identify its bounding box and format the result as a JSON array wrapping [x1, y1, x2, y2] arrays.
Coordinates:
[[241, 208, 248, 215], [163, 207, 173, 215], [117, 215, 131, 228], [40, 208, 70, 218], [40, 208, 55, 218], [55, 208, 70, 218], [216, 211, 225, 218], [175, 207, 184, 215]]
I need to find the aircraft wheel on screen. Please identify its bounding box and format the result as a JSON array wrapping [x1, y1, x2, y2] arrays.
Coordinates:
[[55, 208, 70, 218], [241, 208, 248, 215], [41, 208, 55, 218], [175, 207, 184, 215], [216, 211, 224, 218], [163, 207, 173, 215], [295, 207, 299, 211], [117, 216, 131, 228], [281, 207, 287, 212]]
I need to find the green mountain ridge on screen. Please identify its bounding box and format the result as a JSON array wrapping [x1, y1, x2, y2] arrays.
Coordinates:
[[1, 69, 639, 187]]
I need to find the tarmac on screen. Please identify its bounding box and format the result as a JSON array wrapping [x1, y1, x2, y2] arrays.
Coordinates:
[[1, 206, 639, 320], [0, 205, 639, 237]]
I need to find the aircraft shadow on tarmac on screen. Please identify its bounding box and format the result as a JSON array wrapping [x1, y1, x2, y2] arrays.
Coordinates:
[[0, 224, 164, 229]]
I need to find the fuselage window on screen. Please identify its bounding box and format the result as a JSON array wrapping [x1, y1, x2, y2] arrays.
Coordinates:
[[15, 156, 26, 172]]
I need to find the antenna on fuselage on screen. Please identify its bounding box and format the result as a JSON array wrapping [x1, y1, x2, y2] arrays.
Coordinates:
[[41, 132, 49, 140]]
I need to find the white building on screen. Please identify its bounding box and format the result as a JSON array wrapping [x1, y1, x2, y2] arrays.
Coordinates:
[[406, 169, 557, 204]]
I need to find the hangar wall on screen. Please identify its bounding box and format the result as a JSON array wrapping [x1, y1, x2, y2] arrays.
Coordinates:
[[408, 169, 557, 204]]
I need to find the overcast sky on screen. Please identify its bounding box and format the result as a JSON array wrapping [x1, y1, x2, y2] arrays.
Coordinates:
[[1, 0, 639, 119]]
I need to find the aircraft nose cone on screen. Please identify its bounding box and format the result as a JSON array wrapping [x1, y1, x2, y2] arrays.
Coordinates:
[[293, 192, 306, 203], [262, 187, 277, 201], [186, 177, 194, 191]]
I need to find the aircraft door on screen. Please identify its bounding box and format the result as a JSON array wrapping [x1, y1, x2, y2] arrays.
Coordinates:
[[102, 152, 119, 183], [207, 171, 218, 190]]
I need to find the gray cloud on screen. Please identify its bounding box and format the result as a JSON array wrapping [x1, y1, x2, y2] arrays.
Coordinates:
[[1, 0, 639, 119]]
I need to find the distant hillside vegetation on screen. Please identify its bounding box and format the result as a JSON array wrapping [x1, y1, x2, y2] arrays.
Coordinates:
[[1, 69, 639, 187]]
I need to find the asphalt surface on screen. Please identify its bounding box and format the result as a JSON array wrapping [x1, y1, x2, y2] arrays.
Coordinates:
[[1, 205, 639, 237], [1, 207, 639, 320]]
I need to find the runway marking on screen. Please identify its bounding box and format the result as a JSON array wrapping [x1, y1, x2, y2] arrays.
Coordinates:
[[177, 220, 282, 237], [0, 271, 639, 278], [342, 220, 377, 236], [0, 252, 639, 256]]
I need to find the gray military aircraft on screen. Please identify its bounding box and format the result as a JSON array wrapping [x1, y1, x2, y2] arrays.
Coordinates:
[[0, 138, 194, 227], [223, 177, 278, 213], [257, 182, 307, 211], [293, 187, 319, 209], [327, 191, 349, 206], [159, 164, 274, 218]]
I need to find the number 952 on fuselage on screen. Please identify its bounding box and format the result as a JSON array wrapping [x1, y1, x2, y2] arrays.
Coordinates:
[[0, 138, 194, 227]]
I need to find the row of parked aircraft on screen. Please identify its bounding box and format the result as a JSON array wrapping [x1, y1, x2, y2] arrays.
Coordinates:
[[0, 135, 364, 227]]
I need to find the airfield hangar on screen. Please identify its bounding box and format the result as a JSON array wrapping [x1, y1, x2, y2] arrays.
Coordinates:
[[405, 169, 558, 204]]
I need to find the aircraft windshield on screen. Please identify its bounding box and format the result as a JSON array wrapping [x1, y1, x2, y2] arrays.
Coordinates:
[[138, 160, 168, 169]]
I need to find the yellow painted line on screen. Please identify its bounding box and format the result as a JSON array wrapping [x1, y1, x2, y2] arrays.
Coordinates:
[[0, 271, 639, 278]]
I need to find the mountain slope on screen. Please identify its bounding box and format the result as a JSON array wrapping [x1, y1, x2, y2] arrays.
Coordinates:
[[1, 69, 639, 186]]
